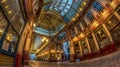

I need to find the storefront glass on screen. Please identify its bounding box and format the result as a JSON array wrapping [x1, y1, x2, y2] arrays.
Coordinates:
[[0, 10, 8, 40], [95, 27, 110, 48], [111, 24, 120, 42], [0, 0, 24, 34], [87, 34, 97, 52], [80, 39, 89, 55], [105, 15, 119, 30], [105, 8, 120, 46], [74, 42, 80, 58], [0, 0, 18, 20], [1, 26, 18, 55], [11, 16, 24, 34]]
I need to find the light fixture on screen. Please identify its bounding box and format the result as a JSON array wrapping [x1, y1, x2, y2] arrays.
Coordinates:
[[8, 10, 12, 14], [80, 33, 85, 38], [1, 0, 7, 3], [51, 50, 55, 53], [46, 39, 48, 42], [42, 37, 46, 42], [83, 2, 86, 5], [57, 50, 60, 53], [76, 13, 79, 17], [72, 17, 75, 21], [33, 23, 36, 27], [79, 8, 83, 11], [5, 5, 9, 9]]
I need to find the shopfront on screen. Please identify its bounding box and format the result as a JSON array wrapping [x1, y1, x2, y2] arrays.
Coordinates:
[[0, 0, 25, 66], [105, 6, 120, 47]]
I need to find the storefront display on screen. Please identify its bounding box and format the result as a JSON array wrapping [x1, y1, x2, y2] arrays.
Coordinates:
[[87, 34, 97, 52], [0, 0, 24, 34], [105, 8, 120, 46], [0, 10, 8, 40], [62, 41, 70, 61], [74, 42, 80, 58], [95, 27, 110, 48], [2, 26, 18, 54], [80, 39, 89, 55], [111, 24, 120, 45], [105, 15, 119, 30], [11, 16, 24, 34]]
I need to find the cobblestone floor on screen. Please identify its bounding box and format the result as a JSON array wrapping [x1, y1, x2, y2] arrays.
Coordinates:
[[25, 50, 120, 67]]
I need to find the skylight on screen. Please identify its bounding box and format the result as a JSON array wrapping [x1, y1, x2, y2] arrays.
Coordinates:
[[49, 0, 82, 23]]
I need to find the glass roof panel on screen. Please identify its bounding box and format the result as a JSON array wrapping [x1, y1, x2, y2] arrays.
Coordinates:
[[48, 0, 83, 23], [35, 0, 86, 36]]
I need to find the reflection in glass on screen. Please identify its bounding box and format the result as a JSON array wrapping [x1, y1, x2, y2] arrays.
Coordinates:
[[111, 25, 120, 41], [0, 0, 18, 20], [92, 1, 104, 12], [0, 0, 24, 34], [80, 39, 89, 54], [106, 15, 119, 30], [0, 11, 8, 40], [74, 42, 80, 58], [11, 16, 24, 34], [95, 28, 110, 48], [2, 26, 18, 54], [62, 41, 70, 61], [88, 34, 97, 52]]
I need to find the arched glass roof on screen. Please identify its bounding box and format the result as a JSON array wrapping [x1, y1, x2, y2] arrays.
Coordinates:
[[49, 0, 82, 23], [34, 0, 88, 36]]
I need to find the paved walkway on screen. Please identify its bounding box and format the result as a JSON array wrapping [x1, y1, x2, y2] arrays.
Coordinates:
[[25, 50, 120, 67]]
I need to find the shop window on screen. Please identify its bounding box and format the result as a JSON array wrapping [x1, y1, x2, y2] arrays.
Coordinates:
[[111, 24, 120, 42], [80, 39, 89, 54], [0, 11, 8, 40], [95, 27, 110, 48], [62, 41, 70, 61], [92, 1, 104, 13], [0, 0, 17, 20], [1, 26, 18, 55], [97, 0, 112, 8], [11, 16, 24, 34], [86, 11, 95, 22], [106, 15, 120, 30], [74, 42, 80, 58], [0, 0, 24, 34], [87, 34, 97, 52]]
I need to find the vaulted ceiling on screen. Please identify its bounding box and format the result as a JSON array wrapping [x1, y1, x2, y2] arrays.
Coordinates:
[[24, 0, 89, 36]]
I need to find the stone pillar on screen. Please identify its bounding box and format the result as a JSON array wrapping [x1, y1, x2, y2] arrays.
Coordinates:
[[78, 42, 83, 56], [102, 24, 113, 42], [85, 38, 91, 53], [92, 32, 100, 50]]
